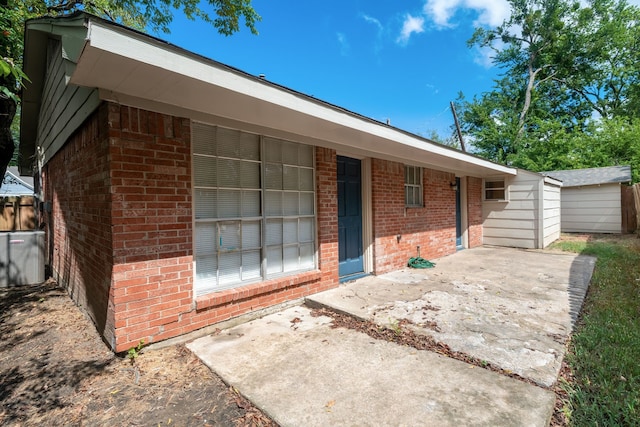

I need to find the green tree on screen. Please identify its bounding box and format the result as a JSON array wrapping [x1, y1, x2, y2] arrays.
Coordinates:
[[459, 0, 640, 177], [469, 0, 574, 141], [0, 0, 259, 184], [425, 129, 461, 150], [556, 0, 640, 120]]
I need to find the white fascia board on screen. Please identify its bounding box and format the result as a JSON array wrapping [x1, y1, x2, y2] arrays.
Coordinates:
[[77, 20, 515, 177], [544, 176, 563, 187]]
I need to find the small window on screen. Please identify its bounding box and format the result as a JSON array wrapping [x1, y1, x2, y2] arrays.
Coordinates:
[[484, 179, 507, 201], [405, 165, 423, 207]]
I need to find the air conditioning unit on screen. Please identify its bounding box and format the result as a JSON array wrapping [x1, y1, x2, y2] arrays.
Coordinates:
[[0, 231, 45, 287]]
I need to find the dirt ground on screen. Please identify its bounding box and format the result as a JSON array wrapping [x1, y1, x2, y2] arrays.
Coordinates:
[[0, 281, 276, 426]]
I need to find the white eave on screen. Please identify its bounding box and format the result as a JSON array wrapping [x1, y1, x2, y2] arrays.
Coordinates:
[[544, 176, 563, 187], [28, 14, 517, 178]]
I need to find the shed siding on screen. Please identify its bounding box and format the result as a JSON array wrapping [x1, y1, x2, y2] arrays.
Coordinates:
[[561, 185, 621, 233], [482, 170, 560, 249], [543, 183, 561, 247], [37, 39, 101, 166], [483, 173, 540, 249]]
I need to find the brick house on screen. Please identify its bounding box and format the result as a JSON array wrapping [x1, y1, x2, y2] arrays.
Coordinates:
[[21, 12, 518, 352]]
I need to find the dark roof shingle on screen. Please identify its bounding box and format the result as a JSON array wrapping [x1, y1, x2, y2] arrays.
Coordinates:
[[542, 165, 632, 187]]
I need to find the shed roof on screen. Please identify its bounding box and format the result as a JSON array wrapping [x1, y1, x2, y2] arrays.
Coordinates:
[[542, 165, 632, 187], [1, 167, 35, 197]]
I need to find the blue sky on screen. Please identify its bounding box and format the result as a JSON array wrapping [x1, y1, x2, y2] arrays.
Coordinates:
[[155, 0, 637, 139]]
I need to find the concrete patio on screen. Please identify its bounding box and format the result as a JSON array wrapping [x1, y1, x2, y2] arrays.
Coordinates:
[[188, 246, 595, 426]]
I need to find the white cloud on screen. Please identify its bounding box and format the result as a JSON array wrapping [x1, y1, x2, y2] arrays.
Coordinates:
[[397, 14, 425, 44], [425, 83, 440, 94], [361, 14, 383, 32], [423, 0, 639, 30], [336, 32, 350, 56], [423, 0, 511, 28], [361, 14, 385, 54], [472, 44, 496, 68]]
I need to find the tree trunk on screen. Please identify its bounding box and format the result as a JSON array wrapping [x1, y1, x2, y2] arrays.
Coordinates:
[[0, 93, 17, 184]]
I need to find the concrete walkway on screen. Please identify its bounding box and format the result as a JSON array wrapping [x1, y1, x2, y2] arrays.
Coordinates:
[[188, 247, 595, 426]]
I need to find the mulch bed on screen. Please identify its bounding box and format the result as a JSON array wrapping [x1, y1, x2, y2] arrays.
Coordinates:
[[0, 280, 276, 426]]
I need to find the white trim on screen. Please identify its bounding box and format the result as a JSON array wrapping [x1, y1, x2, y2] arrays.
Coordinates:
[[362, 158, 373, 274], [537, 177, 545, 249], [460, 176, 469, 249], [333, 152, 373, 274], [543, 176, 563, 187], [483, 177, 509, 202]]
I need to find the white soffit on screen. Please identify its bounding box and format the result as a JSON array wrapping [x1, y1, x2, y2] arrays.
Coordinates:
[[69, 20, 515, 177]]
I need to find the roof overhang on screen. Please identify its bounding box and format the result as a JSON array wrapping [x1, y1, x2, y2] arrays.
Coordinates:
[[22, 13, 516, 178], [543, 176, 563, 186]]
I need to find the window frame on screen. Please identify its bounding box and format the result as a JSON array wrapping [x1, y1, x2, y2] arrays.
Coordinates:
[[404, 165, 423, 208], [483, 178, 508, 202], [192, 123, 316, 296]]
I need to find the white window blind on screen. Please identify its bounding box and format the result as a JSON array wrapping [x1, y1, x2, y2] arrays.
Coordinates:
[[193, 123, 316, 295]]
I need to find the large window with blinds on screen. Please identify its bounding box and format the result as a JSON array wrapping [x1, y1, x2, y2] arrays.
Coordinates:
[[192, 123, 316, 296]]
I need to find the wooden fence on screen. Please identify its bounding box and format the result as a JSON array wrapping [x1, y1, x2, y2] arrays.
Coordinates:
[[0, 196, 37, 231], [622, 184, 639, 234]]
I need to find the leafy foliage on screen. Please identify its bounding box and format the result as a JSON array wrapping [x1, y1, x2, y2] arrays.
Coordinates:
[[458, 0, 640, 180], [0, 0, 258, 175], [2, 0, 260, 96]]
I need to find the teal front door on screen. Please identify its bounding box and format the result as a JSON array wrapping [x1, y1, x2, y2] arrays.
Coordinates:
[[337, 156, 364, 278]]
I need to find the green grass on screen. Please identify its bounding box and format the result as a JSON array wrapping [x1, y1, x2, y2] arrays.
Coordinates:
[[549, 236, 640, 426]]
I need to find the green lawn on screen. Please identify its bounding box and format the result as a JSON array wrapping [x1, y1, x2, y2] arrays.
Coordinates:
[[549, 235, 640, 426]]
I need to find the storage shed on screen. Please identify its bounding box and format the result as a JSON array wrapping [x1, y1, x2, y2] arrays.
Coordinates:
[[482, 169, 562, 249], [543, 166, 632, 234]]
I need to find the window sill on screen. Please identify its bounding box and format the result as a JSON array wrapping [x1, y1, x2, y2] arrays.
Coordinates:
[[195, 269, 322, 311]]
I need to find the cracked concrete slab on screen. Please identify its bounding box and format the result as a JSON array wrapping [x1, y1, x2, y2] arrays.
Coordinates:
[[307, 247, 595, 387], [188, 305, 556, 427], [187, 247, 590, 425]]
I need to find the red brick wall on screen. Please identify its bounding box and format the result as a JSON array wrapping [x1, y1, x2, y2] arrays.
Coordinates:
[[107, 104, 194, 351], [371, 159, 457, 274], [44, 103, 115, 345], [45, 101, 482, 352], [45, 102, 339, 352], [110, 109, 339, 352], [467, 176, 483, 248], [315, 148, 339, 284]]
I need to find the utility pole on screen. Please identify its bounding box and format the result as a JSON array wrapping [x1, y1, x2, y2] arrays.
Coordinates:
[[450, 101, 466, 152]]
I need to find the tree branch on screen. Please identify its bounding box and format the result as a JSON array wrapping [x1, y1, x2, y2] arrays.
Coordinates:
[[47, 0, 85, 12], [552, 77, 608, 118]]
